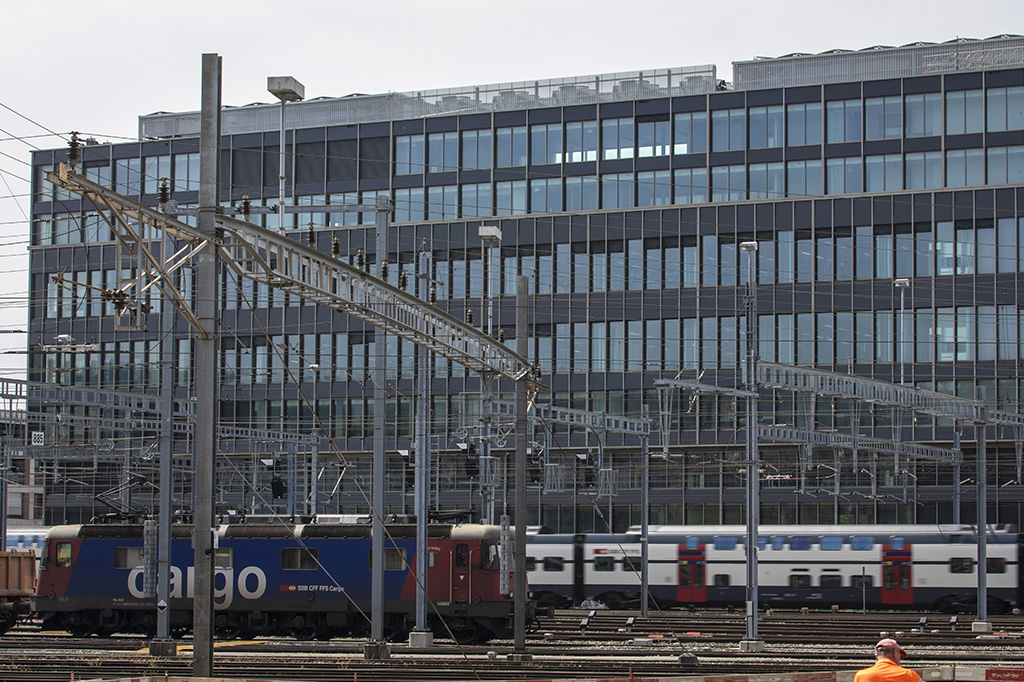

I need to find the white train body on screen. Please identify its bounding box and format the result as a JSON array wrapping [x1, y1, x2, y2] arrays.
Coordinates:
[[526, 524, 1019, 613]]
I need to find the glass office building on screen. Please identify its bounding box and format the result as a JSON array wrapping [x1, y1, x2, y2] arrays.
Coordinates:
[[28, 36, 1024, 530]]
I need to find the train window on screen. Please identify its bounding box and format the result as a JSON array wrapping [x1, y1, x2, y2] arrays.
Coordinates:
[[623, 556, 638, 572], [988, 557, 1006, 574], [525, 557, 537, 571], [114, 547, 145, 569], [384, 547, 407, 571], [55, 542, 72, 568], [481, 541, 499, 571], [543, 557, 564, 571], [851, 575, 873, 588], [283, 547, 320, 570], [771, 536, 785, 550], [757, 537, 767, 550], [850, 536, 874, 550], [714, 536, 737, 550], [789, 574, 811, 588], [594, 556, 616, 571], [454, 543, 469, 569], [883, 565, 895, 589], [820, 537, 843, 550], [890, 536, 906, 550], [713, 574, 730, 587], [215, 548, 233, 569], [789, 537, 812, 550], [685, 537, 699, 550], [820, 575, 843, 588], [950, 557, 974, 574], [429, 550, 438, 568]]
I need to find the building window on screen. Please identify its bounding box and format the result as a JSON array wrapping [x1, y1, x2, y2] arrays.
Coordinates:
[[637, 170, 672, 206], [826, 157, 863, 194], [787, 160, 822, 197], [987, 86, 1024, 132], [674, 111, 708, 154], [564, 120, 598, 162], [143, 155, 171, 194], [711, 165, 745, 201], [601, 172, 634, 209], [530, 178, 562, 213], [395, 134, 424, 175], [393, 187, 424, 222], [787, 102, 822, 146], [946, 90, 984, 135], [865, 96, 902, 140], [461, 182, 492, 218], [496, 180, 527, 215], [602, 117, 635, 160], [565, 176, 598, 211], [427, 132, 458, 172], [172, 153, 200, 191], [496, 126, 528, 167], [748, 105, 784, 148], [638, 117, 672, 157], [427, 185, 458, 219], [826, 99, 862, 143], [711, 109, 745, 151], [905, 93, 942, 137], [987, 146, 1024, 185], [946, 148, 985, 187], [461, 129, 492, 170], [749, 162, 784, 199], [530, 123, 563, 165], [905, 151, 942, 189], [674, 167, 708, 204], [865, 154, 902, 192]]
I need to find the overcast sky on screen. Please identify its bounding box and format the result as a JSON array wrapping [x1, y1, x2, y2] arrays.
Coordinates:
[[0, 0, 1021, 379]]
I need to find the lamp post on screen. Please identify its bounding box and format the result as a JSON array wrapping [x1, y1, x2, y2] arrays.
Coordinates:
[[893, 278, 910, 386], [267, 76, 304, 231], [478, 225, 502, 525], [738, 240, 763, 652]]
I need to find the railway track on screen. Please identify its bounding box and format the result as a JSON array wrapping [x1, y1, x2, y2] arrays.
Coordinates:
[[1, 610, 1023, 682]]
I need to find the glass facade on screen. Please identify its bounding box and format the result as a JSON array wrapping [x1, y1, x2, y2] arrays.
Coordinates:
[[28, 54, 1024, 530]]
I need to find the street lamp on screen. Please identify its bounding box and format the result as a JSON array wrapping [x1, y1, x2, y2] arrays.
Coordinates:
[[267, 76, 305, 231], [893, 279, 910, 386], [738, 240, 763, 652]]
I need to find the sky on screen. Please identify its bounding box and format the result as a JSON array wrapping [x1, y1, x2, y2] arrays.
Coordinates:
[[0, 0, 1021, 381]]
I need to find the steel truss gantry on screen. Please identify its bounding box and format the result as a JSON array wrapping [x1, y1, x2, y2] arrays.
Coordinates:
[[45, 167, 537, 385]]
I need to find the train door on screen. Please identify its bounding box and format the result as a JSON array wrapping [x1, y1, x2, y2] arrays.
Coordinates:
[[676, 543, 707, 604], [451, 542, 471, 603], [880, 545, 913, 605]]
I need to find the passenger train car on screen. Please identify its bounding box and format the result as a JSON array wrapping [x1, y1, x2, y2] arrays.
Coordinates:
[[33, 521, 527, 641], [526, 524, 1020, 613]]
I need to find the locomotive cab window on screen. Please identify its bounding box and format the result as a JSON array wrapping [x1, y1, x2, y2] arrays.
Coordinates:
[[283, 547, 320, 570], [428, 550, 438, 568], [114, 547, 145, 569], [950, 557, 974, 574], [543, 557, 564, 571], [594, 556, 616, 571], [55, 542, 72, 568], [481, 541, 499, 570]]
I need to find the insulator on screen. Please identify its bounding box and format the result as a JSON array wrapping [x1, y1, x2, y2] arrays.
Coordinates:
[[356, 248, 365, 270], [239, 193, 252, 219], [307, 222, 316, 246], [158, 178, 170, 205], [67, 131, 80, 168], [497, 328, 505, 343], [381, 259, 389, 280], [332, 235, 340, 257], [429, 284, 437, 304], [467, 309, 474, 325], [398, 270, 408, 289]]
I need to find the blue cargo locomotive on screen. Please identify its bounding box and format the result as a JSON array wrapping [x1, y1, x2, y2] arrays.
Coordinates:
[[33, 521, 525, 641]]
